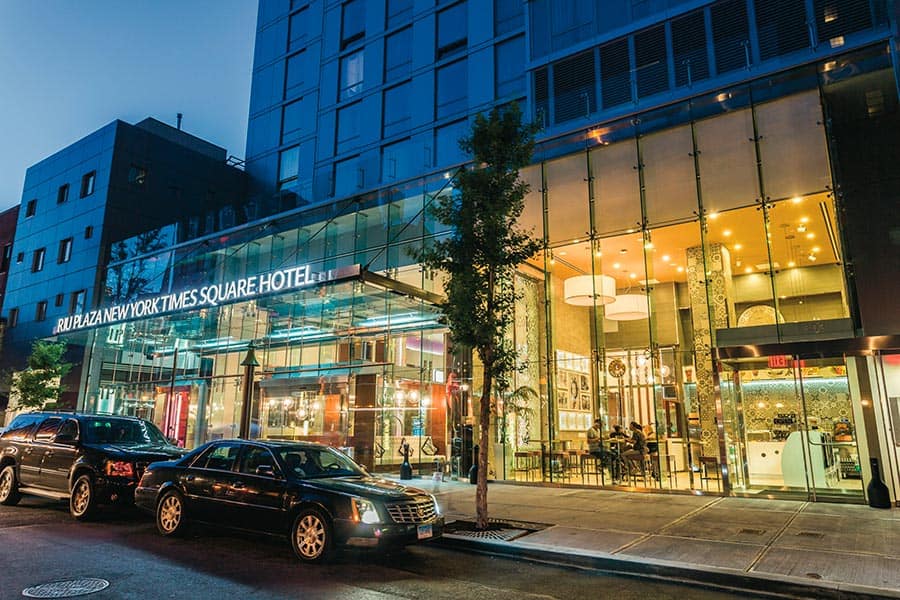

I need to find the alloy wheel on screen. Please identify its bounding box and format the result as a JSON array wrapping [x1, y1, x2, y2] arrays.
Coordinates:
[[158, 495, 182, 533], [0, 470, 11, 500], [72, 479, 91, 515], [295, 514, 326, 559]]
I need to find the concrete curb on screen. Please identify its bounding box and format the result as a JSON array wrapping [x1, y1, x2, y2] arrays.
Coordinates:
[[436, 533, 900, 600]]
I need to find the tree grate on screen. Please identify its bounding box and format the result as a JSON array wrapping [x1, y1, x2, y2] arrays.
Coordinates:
[[447, 527, 531, 541]]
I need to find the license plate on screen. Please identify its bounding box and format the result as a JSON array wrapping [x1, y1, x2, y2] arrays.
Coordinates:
[[417, 524, 433, 539]]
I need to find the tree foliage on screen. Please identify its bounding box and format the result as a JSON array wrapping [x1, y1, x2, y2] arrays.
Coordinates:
[[9, 341, 72, 409], [415, 103, 540, 528]]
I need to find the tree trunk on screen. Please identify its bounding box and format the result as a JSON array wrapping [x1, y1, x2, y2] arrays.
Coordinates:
[[475, 369, 492, 530]]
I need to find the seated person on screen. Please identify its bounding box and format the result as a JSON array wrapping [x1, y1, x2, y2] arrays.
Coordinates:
[[586, 419, 603, 458], [621, 421, 650, 474], [297, 450, 323, 476]]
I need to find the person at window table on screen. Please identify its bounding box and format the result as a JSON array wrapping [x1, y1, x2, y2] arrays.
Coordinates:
[[622, 421, 649, 474], [586, 419, 603, 459]]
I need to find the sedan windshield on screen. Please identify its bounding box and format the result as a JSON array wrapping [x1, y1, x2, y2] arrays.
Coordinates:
[[277, 446, 365, 479], [82, 418, 169, 446]]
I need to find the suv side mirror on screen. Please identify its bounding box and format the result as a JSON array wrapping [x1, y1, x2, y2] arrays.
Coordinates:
[[55, 433, 77, 444], [255, 465, 277, 478]]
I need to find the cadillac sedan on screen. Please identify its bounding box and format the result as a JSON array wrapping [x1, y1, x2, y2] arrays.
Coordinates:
[[135, 439, 443, 562]]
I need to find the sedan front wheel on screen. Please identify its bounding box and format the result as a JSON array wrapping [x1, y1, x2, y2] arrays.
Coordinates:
[[291, 508, 333, 563]]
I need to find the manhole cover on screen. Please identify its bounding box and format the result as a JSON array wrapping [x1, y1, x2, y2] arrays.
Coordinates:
[[22, 578, 109, 598]]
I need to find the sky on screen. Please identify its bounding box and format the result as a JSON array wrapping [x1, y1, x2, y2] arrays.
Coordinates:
[[0, 0, 259, 209]]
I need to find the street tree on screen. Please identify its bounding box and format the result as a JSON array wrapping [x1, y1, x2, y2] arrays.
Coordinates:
[[8, 340, 72, 410], [415, 103, 540, 529]]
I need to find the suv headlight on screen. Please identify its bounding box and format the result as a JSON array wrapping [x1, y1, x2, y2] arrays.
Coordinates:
[[351, 497, 381, 524], [430, 494, 441, 516]]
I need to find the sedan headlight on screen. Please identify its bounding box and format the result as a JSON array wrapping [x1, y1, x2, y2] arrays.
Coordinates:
[[430, 494, 441, 516], [351, 497, 381, 524]]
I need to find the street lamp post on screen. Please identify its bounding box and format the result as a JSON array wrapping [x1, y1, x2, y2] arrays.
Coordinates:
[[238, 342, 260, 439]]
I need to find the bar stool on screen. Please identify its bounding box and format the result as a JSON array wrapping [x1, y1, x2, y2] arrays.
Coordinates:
[[513, 451, 534, 481], [550, 451, 570, 482], [699, 456, 722, 491], [580, 453, 602, 486], [625, 453, 650, 486]]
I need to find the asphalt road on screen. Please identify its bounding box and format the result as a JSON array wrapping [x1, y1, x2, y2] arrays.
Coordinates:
[[0, 497, 760, 600]]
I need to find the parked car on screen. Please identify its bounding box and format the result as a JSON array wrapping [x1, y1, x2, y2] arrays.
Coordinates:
[[135, 440, 444, 562], [0, 411, 185, 519]]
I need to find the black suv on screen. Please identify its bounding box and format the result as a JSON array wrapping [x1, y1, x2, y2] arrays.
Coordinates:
[[0, 411, 184, 519]]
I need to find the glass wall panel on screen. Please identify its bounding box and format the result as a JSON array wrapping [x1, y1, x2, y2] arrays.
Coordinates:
[[695, 108, 760, 214], [642, 125, 699, 225], [755, 90, 832, 201], [519, 164, 544, 240], [545, 152, 589, 244], [591, 139, 641, 235]]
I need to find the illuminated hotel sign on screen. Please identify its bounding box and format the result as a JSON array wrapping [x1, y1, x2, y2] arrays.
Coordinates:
[[55, 264, 332, 335]]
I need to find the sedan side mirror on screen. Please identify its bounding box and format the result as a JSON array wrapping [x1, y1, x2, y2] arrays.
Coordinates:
[[256, 465, 277, 478]]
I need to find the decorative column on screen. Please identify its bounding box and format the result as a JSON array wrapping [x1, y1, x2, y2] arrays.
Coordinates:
[[686, 243, 735, 456]]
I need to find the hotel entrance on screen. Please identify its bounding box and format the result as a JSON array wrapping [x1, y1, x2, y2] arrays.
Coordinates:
[[720, 354, 865, 501]]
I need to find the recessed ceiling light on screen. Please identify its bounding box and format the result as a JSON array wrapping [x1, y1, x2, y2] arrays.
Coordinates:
[[797, 224, 807, 233], [613, 262, 621, 269], [723, 229, 732, 237], [792, 196, 802, 203], [661, 254, 670, 262], [811, 246, 820, 253], [676, 266, 684, 273], [595, 251, 602, 257], [744, 266, 753, 273], [808, 254, 817, 261], [800, 216, 809, 223], [629, 273, 637, 279], [734, 243, 742, 250], [806, 233, 815, 239], [708, 212, 719, 220], [788, 260, 796, 267], [558, 251, 567, 256]]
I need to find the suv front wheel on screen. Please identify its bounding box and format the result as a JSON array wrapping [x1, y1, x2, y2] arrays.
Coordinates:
[[0, 465, 21, 506], [70, 474, 98, 520]]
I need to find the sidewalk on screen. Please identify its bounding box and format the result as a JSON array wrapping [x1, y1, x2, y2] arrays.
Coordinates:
[[391, 476, 900, 599]]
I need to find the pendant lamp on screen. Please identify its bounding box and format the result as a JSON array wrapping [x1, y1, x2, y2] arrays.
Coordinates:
[[605, 293, 649, 320], [563, 275, 616, 306]]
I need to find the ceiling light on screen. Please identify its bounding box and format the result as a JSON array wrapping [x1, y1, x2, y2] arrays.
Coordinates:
[[734, 244, 742, 250], [811, 246, 821, 253], [662, 254, 670, 262], [735, 258, 742, 267], [806, 233, 815, 239], [708, 212, 719, 220], [676, 266, 684, 273], [792, 196, 802, 203], [744, 267, 753, 273], [595, 250, 602, 257], [612, 262, 621, 269], [723, 229, 732, 237], [558, 251, 567, 256], [629, 272, 637, 279], [563, 275, 617, 306], [800, 216, 809, 223], [619, 248, 628, 254], [644, 241, 654, 250], [808, 254, 817, 261], [797, 224, 807, 233], [605, 294, 649, 321], [788, 260, 796, 267]]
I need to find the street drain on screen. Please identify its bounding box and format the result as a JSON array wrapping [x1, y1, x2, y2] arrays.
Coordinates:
[[806, 573, 823, 580], [738, 528, 766, 535], [22, 578, 109, 598], [447, 527, 529, 541], [797, 531, 825, 538]]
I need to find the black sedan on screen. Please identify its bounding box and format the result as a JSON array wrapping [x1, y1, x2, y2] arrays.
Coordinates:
[[135, 439, 443, 562]]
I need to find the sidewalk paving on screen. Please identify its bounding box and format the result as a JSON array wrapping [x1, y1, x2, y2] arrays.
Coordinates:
[[391, 476, 900, 599]]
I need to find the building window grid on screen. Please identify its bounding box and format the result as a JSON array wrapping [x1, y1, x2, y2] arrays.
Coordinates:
[[57, 184, 69, 204], [339, 50, 365, 101], [1, 244, 11, 273], [8, 308, 18, 328], [35, 300, 47, 322], [341, 0, 365, 50], [70, 290, 86, 315], [58, 237, 73, 264], [436, 1, 467, 60], [80, 171, 96, 198], [384, 27, 412, 82], [54, 293, 64, 307], [25, 199, 36, 218], [31, 248, 45, 273]]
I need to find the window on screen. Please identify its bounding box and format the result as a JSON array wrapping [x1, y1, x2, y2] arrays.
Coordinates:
[[8, 308, 18, 328], [55, 293, 64, 307], [84, 226, 93, 239], [16, 252, 23, 264], [25, 199, 36, 217], [282, 96, 313, 143], [70, 290, 86, 315], [279, 146, 300, 187], [80, 171, 96, 197], [711, 0, 751, 74], [339, 50, 365, 100], [381, 139, 416, 181], [436, 59, 467, 118], [58, 237, 73, 264], [336, 102, 362, 153], [495, 36, 526, 98], [672, 10, 709, 87], [341, 0, 365, 49], [554, 50, 596, 123], [436, 1, 467, 60], [34, 418, 61, 441], [494, 0, 524, 35], [435, 119, 469, 166], [289, 7, 308, 51], [1, 244, 11, 272], [384, 27, 412, 81], [383, 82, 411, 137], [333, 156, 365, 198], [57, 184, 69, 204], [600, 39, 631, 108], [285, 51, 307, 97], [634, 25, 668, 98], [386, 0, 413, 29], [127, 164, 146, 185], [35, 300, 47, 322], [239, 446, 280, 475], [196, 443, 241, 471], [31, 248, 45, 273]]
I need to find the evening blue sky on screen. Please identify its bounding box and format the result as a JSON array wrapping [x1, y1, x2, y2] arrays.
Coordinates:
[[0, 1, 258, 210]]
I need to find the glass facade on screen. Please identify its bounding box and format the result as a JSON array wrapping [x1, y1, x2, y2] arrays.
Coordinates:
[[61, 46, 898, 503]]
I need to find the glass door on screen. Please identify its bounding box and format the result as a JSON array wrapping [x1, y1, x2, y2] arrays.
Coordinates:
[[720, 354, 864, 501], [794, 357, 864, 501]]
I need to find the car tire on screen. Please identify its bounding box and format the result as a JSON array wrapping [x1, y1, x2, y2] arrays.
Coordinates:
[[70, 474, 98, 520], [156, 490, 187, 537], [0, 465, 22, 506], [290, 508, 334, 563]]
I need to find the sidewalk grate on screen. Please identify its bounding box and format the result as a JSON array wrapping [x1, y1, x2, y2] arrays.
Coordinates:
[[447, 527, 531, 541], [796, 531, 825, 538], [738, 528, 766, 535], [22, 579, 110, 598]]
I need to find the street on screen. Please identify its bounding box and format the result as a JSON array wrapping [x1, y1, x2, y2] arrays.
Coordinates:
[[0, 498, 758, 600]]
